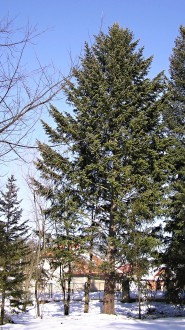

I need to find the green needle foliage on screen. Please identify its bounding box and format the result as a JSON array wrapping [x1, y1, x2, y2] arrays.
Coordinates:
[[35, 24, 169, 314], [0, 176, 30, 324], [163, 26, 185, 301], [33, 155, 84, 314]]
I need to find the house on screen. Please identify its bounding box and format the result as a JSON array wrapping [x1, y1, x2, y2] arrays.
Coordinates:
[[28, 250, 166, 302]]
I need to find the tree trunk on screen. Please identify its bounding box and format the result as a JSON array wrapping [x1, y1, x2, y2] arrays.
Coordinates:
[[35, 280, 41, 318], [102, 198, 116, 315], [138, 280, 142, 319], [64, 276, 71, 315], [84, 277, 91, 313], [0, 288, 5, 325], [102, 271, 115, 314], [121, 278, 130, 302], [84, 250, 93, 313]]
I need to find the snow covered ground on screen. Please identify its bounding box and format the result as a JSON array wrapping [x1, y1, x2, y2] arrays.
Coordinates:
[[1, 293, 185, 330]]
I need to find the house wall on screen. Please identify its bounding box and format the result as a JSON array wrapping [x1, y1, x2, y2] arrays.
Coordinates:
[[28, 259, 165, 301], [71, 277, 105, 291]]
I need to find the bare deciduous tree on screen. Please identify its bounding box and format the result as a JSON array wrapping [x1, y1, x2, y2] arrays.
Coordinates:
[[0, 16, 68, 163], [25, 178, 53, 318]]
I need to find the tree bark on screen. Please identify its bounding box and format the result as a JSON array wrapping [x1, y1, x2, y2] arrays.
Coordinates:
[[64, 277, 71, 316], [84, 249, 93, 313], [138, 280, 142, 319], [84, 277, 91, 313], [102, 271, 115, 314], [35, 280, 41, 318], [121, 278, 130, 302], [102, 198, 116, 314], [0, 288, 5, 325]]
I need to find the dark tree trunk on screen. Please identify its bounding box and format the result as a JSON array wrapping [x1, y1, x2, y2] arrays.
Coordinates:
[[84, 250, 93, 313], [102, 271, 116, 314], [0, 288, 5, 325], [64, 278, 71, 315], [84, 276, 91, 313], [138, 280, 142, 319], [121, 278, 130, 302], [102, 198, 116, 315]]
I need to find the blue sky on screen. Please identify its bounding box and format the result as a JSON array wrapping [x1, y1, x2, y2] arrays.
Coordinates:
[[2, 0, 185, 77], [1, 0, 185, 218]]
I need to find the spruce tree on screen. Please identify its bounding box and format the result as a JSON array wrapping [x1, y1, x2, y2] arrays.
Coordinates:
[[163, 26, 185, 300], [32, 164, 84, 315], [35, 24, 167, 314], [0, 175, 30, 324], [48, 190, 83, 315]]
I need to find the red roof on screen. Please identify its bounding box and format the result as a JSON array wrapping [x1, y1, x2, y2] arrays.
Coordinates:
[[116, 264, 132, 274]]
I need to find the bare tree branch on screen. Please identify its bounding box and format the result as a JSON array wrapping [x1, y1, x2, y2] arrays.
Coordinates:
[[0, 16, 70, 163]]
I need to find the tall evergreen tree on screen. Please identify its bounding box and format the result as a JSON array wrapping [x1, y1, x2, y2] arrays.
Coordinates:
[[35, 24, 168, 314], [163, 26, 185, 300], [0, 176, 30, 324]]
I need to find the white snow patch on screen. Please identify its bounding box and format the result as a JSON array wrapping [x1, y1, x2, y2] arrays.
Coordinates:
[[1, 294, 185, 330]]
